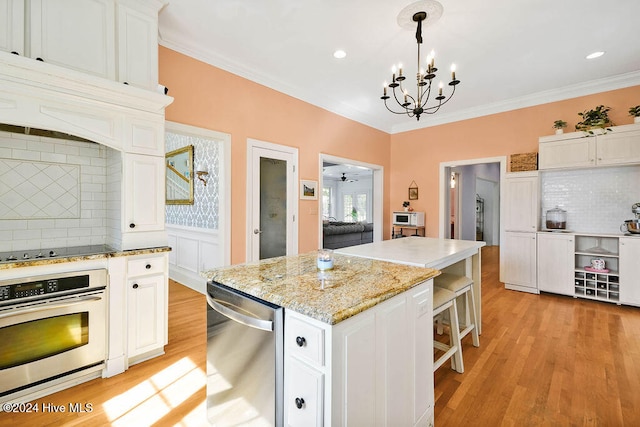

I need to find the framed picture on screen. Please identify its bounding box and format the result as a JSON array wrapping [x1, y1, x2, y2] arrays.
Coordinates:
[[300, 180, 318, 200], [408, 180, 418, 200]]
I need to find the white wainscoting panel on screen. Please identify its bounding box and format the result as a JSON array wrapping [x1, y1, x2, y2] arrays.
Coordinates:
[[166, 224, 223, 294]]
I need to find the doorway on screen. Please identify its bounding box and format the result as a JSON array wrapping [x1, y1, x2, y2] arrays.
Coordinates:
[[319, 154, 384, 247], [439, 157, 507, 242], [246, 139, 299, 261]]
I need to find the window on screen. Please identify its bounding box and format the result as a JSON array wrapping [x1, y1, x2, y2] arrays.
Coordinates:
[[322, 187, 332, 219], [343, 193, 368, 222]]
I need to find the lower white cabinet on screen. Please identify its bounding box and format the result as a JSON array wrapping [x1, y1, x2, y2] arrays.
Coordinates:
[[620, 237, 640, 306], [126, 253, 168, 362], [284, 279, 433, 427], [502, 231, 538, 293], [537, 233, 574, 295]]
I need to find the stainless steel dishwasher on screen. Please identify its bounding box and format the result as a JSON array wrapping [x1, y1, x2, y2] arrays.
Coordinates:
[[206, 281, 284, 426]]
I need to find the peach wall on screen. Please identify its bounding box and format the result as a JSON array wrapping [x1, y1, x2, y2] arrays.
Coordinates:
[[159, 47, 391, 264], [390, 85, 640, 236]]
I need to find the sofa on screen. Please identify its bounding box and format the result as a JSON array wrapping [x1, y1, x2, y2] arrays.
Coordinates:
[[322, 221, 374, 249]]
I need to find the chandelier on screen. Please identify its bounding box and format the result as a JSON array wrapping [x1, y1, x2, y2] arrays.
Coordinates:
[[381, 1, 460, 121]]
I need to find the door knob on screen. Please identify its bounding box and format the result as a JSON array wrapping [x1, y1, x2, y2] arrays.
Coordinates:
[[254, 229, 263, 234]]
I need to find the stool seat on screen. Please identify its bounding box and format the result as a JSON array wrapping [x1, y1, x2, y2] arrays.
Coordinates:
[[434, 273, 479, 348], [434, 273, 473, 293], [433, 286, 464, 373]]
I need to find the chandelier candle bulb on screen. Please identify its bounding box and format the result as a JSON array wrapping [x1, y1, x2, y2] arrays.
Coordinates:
[[451, 64, 456, 81], [438, 82, 443, 96]]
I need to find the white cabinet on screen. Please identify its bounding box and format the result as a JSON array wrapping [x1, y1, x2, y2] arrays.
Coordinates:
[[126, 253, 168, 361], [116, 0, 159, 90], [537, 232, 573, 295], [123, 153, 164, 233], [620, 237, 640, 306], [503, 172, 539, 232], [123, 115, 164, 155], [596, 130, 640, 166], [502, 231, 537, 293], [502, 172, 539, 294], [539, 125, 640, 170], [2, 0, 163, 90], [539, 138, 595, 169], [0, 0, 24, 55], [284, 280, 433, 427], [29, 0, 116, 79]]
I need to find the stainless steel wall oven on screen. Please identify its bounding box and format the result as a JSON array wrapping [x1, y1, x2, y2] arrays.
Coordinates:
[[0, 269, 108, 398]]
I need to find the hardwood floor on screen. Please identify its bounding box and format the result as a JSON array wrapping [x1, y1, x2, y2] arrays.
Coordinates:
[[4, 247, 640, 426], [435, 246, 640, 426]]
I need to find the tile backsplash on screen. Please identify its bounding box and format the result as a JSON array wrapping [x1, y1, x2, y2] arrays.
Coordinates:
[[0, 131, 111, 252], [540, 165, 640, 234]]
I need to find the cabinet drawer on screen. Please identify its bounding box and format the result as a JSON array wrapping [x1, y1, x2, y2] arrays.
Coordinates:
[[286, 358, 324, 427], [286, 316, 325, 367], [127, 255, 165, 277]]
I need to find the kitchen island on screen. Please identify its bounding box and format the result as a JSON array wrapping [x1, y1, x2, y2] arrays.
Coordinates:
[[202, 252, 439, 426], [335, 237, 486, 333]]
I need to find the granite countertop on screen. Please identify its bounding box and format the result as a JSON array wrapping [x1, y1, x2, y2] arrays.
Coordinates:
[[201, 251, 439, 325], [0, 246, 171, 270]]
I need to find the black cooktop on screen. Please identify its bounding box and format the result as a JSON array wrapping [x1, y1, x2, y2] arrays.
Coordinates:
[[0, 245, 116, 263]]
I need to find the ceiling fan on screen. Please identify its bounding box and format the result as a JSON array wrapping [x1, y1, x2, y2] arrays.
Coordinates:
[[341, 173, 357, 183]]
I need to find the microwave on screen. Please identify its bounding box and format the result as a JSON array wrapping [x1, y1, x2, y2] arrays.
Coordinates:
[[392, 211, 425, 227]]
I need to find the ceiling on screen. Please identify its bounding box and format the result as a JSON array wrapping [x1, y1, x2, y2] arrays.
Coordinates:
[[157, 0, 640, 134], [322, 162, 373, 182]]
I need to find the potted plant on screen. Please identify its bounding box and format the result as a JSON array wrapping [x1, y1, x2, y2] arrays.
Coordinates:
[[553, 120, 567, 135], [402, 201, 410, 212], [575, 105, 614, 135], [629, 105, 640, 124]]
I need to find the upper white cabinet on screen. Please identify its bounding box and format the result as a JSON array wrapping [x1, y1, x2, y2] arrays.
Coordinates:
[[116, 0, 159, 90], [0, 0, 24, 55], [30, 0, 116, 79], [503, 171, 539, 232], [539, 125, 640, 170], [1, 0, 164, 90]]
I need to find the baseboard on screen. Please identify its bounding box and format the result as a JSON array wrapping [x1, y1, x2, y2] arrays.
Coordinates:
[[505, 283, 540, 294]]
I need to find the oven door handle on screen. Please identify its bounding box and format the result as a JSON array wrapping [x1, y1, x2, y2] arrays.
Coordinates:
[[0, 295, 103, 319], [206, 293, 273, 332]]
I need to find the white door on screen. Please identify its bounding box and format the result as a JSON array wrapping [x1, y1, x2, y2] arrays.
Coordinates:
[[247, 140, 298, 262]]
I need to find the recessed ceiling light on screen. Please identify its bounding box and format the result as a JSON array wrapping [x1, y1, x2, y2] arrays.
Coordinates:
[[333, 50, 346, 59], [586, 51, 605, 59]]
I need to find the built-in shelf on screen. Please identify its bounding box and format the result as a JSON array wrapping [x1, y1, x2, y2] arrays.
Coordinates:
[[573, 235, 620, 304]]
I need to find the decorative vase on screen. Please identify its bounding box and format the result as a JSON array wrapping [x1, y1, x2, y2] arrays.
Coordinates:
[[555, 129, 564, 135], [635, 116, 640, 124], [404, 207, 409, 212]]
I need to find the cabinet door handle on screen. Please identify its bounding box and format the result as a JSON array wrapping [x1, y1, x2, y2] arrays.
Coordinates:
[[295, 336, 306, 347], [145, 264, 151, 269], [133, 283, 139, 289], [295, 397, 305, 409], [36, 57, 44, 62], [11, 51, 19, 55], [129, 223, 136, 228]]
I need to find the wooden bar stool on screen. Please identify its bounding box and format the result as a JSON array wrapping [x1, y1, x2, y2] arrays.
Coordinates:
[[434, 273, 480, 348], [433, 286, 464, 373]]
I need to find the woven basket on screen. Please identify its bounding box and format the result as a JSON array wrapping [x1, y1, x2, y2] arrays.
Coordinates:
[[510, 152, 538, 172]]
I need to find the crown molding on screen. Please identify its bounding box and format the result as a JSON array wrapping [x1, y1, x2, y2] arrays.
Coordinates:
[[159, 38, 640, 135]]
